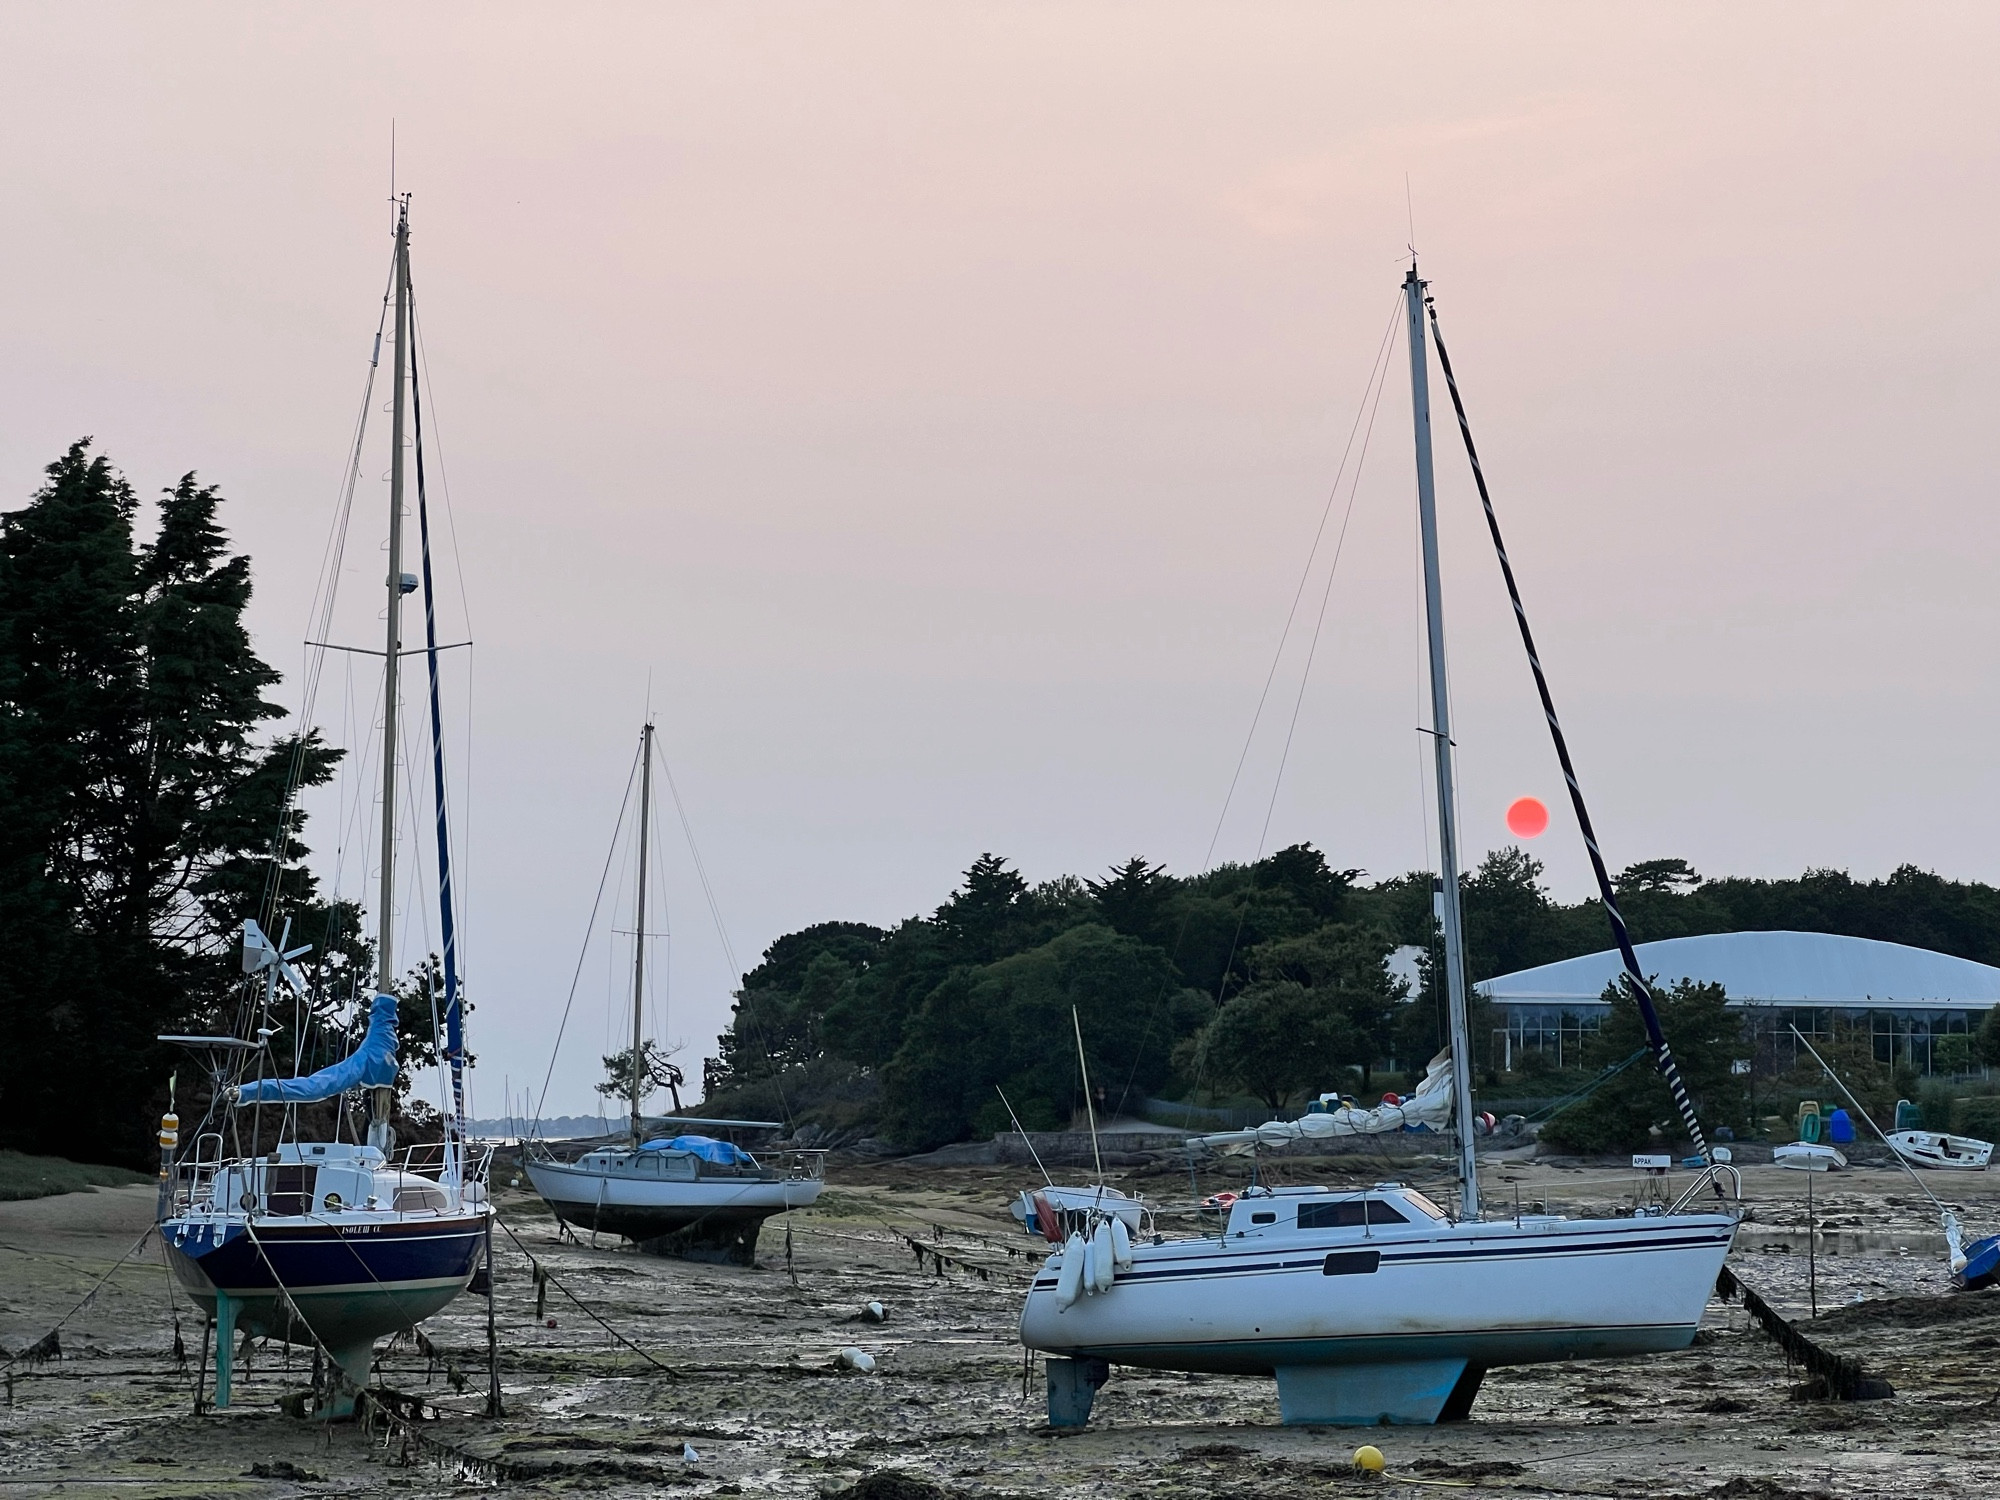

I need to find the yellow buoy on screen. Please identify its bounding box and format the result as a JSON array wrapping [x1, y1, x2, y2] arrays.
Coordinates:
[[1352, 1443, 1386, 1473]]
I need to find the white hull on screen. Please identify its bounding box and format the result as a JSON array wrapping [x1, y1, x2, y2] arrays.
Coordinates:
[[1020, 1187, 1735, 1424], [1774, 1143, 1846, 1171], [525, 1153, 821, 1263], [1886, 1130, 1992, 1171]]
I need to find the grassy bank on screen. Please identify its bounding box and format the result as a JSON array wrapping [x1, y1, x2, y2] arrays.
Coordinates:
[[0, 1150, 150, 1202]]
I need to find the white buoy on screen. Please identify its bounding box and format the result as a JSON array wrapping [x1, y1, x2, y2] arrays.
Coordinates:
[[1055, 1233, 1086, 1308], [1090, 1218, 1116, 1292], [1109, 1215, 1133, 1270]]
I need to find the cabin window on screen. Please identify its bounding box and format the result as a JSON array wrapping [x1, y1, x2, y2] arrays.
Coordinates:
[[1322, 1250, 1381, 1276], [1250, 1211, 1277, 1225], [269, 1165, 316, 1216], [394, 1183, 448, 1213], [1296, 1199, 1411, 1230]]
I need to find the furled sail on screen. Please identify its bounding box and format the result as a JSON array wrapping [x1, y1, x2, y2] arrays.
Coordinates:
[[235, 994, 400, 1105], [1192, 1049, 1455, 1150]]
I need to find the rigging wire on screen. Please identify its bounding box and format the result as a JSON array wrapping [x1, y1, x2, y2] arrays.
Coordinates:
[[255, 248, 398, 943], [1200, 292, 1405, 871], [1104, 297, 1405, 1126], [531, 745, 644, 1132], [1151, 304, 1400, 1126], [1422, 287, 1712, 1163]]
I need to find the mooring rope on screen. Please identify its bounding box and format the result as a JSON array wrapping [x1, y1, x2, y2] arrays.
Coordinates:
[[1, 1226, 155, 1373], [1422, 290, 1711, 1164], [493, 1217, 680, 1377]]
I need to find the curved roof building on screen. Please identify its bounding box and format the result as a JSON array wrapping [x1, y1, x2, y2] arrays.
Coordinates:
[[1478, 932, 2000, 1074], [1479, 930, 2000, 1012]]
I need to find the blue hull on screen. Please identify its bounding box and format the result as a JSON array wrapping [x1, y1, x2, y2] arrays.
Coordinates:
[[1955, 1234, 2000, 1292], [164, 1214, 485, 1348]]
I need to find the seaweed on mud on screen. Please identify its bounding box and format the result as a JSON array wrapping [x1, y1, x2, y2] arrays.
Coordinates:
[[244, 1461, 323, 1480], [1176, 1443, 1253, 1460], [830, 1472, 961, 1500], [1703, 1480, 1835, 1500], [497, 1455, 691, 1481], [1694, 1396, 1751, 1414], [500, 1435, 697, 1455]]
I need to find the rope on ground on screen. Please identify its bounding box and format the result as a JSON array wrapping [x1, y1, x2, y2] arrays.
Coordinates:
[[1, 1225, 155, 1374], [493, 1216, 679, 1377]]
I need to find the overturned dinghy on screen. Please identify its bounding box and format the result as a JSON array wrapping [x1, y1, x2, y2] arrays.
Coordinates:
[[1887, 1130, 1992, 1172], [1774, 1142, 1848, 1171]]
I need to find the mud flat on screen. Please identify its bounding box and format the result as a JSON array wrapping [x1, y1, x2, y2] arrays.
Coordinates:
[[2, 1156, 1999, 1499]]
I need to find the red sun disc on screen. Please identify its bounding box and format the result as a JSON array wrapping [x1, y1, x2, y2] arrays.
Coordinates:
[[1506, 796, 1549, 839]]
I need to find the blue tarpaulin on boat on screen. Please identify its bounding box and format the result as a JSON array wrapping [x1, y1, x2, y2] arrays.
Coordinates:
[[235, 994, 400, 1104], [640, 1134, 755, 1166]]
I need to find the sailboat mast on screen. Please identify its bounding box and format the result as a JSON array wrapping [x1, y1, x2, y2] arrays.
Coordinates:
[[1403, 264, 1480, 1218], [371, 197, 411, 1151], [631, 721, 655, 1143]]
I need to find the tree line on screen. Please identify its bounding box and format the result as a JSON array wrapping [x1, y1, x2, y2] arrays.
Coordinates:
[[709, 848, 2000, 1151], [0, 442, 450, 1167]]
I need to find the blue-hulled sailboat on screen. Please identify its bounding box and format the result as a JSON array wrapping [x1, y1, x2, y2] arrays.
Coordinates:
[[158, 197, 490, 1418]]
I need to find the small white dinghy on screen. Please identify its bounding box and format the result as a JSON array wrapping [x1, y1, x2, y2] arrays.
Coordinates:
[[1012, 1185, 1146, 1239], [1773, 1142, 1847, 1171], [1886, 1130, 1992, 1171]]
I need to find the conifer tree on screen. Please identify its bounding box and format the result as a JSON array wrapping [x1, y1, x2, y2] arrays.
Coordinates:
[[0, 442, 335, 1163]]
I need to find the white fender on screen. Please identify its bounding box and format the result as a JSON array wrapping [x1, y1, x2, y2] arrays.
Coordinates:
[[1055, 1233, 1085, 1308], [1109, 1214, 1133, 1270], [1090, 1218, 1116, 1292]]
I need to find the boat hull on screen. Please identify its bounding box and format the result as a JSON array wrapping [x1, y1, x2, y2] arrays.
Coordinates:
[[1887, 1131, 1992, 1171], [163, 1212, 487, 1350], [524, 1158, 822, 1265], [1020, 1212, 1736, 1423]]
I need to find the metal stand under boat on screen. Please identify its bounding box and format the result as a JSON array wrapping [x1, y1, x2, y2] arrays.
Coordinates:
[[1045, 1356, 1110, 1428], [1274, 1361, 1485, 1426], [212, 1292, 236, 1408]]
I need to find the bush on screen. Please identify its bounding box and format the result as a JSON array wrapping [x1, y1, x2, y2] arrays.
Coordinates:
[[1955, 1095, 2000, 1142]]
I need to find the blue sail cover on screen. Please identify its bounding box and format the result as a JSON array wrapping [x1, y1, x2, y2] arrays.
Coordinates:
[[640, 1134, 755, 1166], [236, 995, 400, 1105]]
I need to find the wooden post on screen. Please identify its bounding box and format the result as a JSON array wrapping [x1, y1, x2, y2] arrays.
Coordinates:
[[484, 1214, 502, 1417]]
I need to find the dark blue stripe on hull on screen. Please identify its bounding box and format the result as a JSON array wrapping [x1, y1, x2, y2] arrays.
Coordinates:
[[1032, 1229, 1734, 1290], [168, 1220, 483, 1294]]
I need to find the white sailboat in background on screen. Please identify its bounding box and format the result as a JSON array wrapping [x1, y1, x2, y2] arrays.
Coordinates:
[[524, 721, 824, 1264], [1017, 263, 1740, 1428]]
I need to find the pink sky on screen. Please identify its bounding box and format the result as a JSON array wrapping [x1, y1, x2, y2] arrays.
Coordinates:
[[5, 5, 1998, 1112]]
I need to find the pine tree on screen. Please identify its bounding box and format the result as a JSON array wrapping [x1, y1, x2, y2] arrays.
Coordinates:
[[0, 443, 334, 1163]]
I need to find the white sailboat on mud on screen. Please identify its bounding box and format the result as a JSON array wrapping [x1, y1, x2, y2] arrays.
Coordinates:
[[1018, 263, 1741, 1428], [523, 721, 824, 1263]]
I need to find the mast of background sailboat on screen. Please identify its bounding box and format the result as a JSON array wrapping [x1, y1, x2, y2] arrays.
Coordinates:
[[631, 721, 655, 1145], [1403, 263, 1480, 1218], [371, 198, 410, 1153]]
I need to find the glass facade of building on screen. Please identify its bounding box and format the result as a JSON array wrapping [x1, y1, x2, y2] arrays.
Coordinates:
[[1495, 1000, 1983, 1076]]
